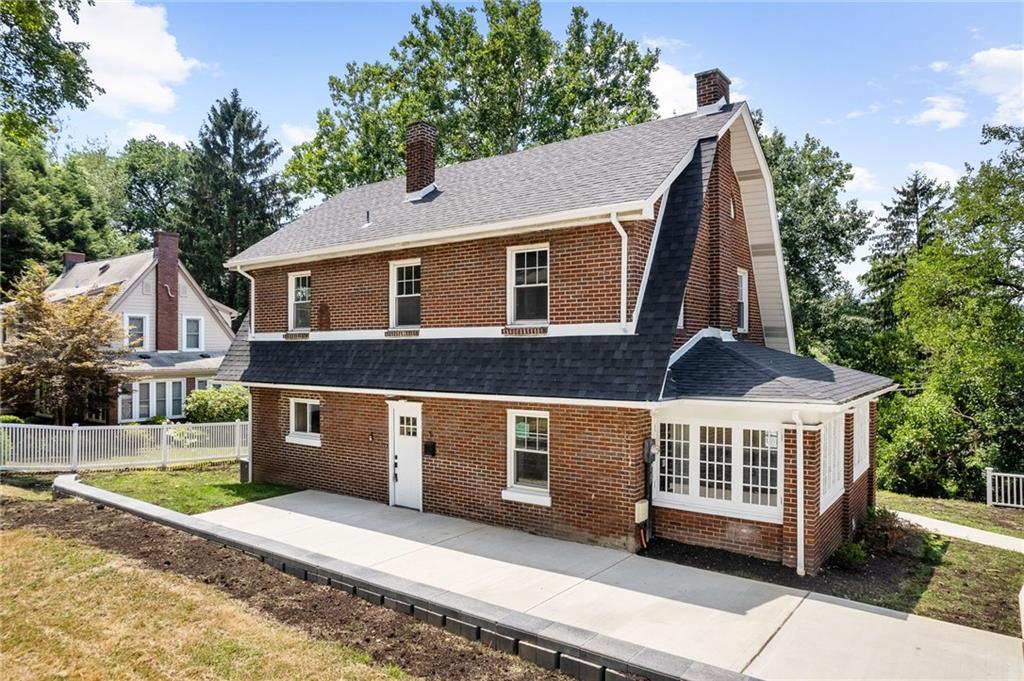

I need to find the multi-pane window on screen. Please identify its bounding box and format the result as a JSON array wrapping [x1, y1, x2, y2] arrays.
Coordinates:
[[290, 399, 321, 441], [742, 429, 779, 506], [821, 415, 845, 511], [117, 380, 185, 422], [127, 315, 146, 349], [155, 382, 167, 417], [699, 426, 732, 500], [392, 262, 421, 327], [853, 404, 869, 477], [289, 273, 311, 330], [119, 383, 133, 421], [510, 412, 549, 490], [510, 247, 548, 323], [658, 423, 689, 494], [184, 317, 202, 350], [736, 269, 749, 333], [138, 382, 151, 419]]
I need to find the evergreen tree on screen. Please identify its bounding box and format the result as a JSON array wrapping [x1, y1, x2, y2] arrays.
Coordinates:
[[181, 89, 295, 316], [861, 172, 949, 330]]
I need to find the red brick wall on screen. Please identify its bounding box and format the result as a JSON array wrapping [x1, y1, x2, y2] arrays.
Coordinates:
[[654, 507, 783, 562], [675, 131, 764, 349], [154, 231, 179, 351], [252, 220, 654, 333], [250, 387, 648, 550]]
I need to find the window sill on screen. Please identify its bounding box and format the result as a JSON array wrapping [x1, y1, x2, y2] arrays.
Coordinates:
[[652, 494, 782, 524], [284, 330, 310, 340], [285, 433, 321, 447], [501, 487, 551, 507], [502, 325, 548, 336], [385, 327, 420, 338]]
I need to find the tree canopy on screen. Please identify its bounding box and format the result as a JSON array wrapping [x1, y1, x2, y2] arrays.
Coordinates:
[[285, 0, 659, 196]]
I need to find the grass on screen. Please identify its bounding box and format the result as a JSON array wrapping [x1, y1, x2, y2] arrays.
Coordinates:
[[878, 490, 1024, 539], [0, 473, 55, 502], [0, 528, 402, 680], [84, 462, 297, 514]]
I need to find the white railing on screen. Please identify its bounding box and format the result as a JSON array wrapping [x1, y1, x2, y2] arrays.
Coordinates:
[[986, 467, 1024, 509], [0, 421, 250, 472]]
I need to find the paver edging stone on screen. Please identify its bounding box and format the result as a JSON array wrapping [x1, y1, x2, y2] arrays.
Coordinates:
[[52, 475, 758, 681]]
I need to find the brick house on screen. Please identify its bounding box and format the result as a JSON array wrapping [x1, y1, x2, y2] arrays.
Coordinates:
[[217, 69, 893, 575], [37, 232, 237, 423]]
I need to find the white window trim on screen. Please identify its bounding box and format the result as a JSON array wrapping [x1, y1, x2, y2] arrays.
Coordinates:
[[506, 243, 550, 326], [821, 414, 845, 512], [652, 418, 784, 524], [286, 397, 321, 447], [853, 404, 869, 478], [287, 271, 312, 332], [123, 313, 149, 352], [182, 315, 204, 351], [504, 408, 551, 506], [117, 379, 186, 423], [389, 258, 422, 329], [736, 268, 749, 334]]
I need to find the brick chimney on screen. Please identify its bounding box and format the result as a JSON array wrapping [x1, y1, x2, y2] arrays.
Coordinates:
[[62, 251, 86, 273], [695, 68, 731, 108], [153, 231, 179, 351], [405, 121, 436, 199]]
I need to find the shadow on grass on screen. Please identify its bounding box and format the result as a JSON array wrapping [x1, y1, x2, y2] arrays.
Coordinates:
[[0, 472, 57, 495], [208, 481, 299, 506]]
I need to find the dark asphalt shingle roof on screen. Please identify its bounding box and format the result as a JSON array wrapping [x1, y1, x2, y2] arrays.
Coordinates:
[[227, 105, 738, 265], [662, 338, 895, 403]]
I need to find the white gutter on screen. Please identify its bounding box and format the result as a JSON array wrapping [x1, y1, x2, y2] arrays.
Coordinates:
[[234, 267, 255, 335], [793, 409, 806, 576], [610, 212, 628, 330]]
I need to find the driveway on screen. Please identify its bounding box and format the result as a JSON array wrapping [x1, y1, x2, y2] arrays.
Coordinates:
[[199, 491, 1023, 680]]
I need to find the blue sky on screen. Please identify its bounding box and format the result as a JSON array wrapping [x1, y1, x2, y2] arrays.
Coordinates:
[[58, 2, 1023, 286]]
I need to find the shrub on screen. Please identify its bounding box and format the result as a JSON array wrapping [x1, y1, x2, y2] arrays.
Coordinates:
[[861, 506, 907, 552], [832, 541, 868, 571], [0, 415, 25, 424], [144, 415, 170, 425], [185, 384, 249, 423]]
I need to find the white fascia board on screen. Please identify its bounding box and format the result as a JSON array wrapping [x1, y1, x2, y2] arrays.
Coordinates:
[[249, 322, 633, 342], [225, 200, 647, 271], [642, 147, 695, 220], [666, 327, 735, 368]]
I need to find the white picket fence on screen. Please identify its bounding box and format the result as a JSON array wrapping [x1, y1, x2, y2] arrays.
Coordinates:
[[986, 467, 1024, 509], [0, 421, 250, 472]]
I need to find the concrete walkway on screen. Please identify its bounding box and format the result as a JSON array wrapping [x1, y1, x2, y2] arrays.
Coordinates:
[[198, 491, 1023, 680], [897, 510, 1024, 554]]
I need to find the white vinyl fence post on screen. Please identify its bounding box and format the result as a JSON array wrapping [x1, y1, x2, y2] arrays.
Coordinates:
[[234, 419, 241, 461], [71, 423, 80, 473], [161, 424, 168, 469], [986, 467, 994, 506]]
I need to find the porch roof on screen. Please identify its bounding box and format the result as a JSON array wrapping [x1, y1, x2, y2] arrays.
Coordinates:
[[123, 351, 224, 375]]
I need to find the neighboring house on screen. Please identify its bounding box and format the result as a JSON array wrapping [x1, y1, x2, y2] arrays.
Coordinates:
[[45, 231, 236, 424], [217, 69, 894, 575]]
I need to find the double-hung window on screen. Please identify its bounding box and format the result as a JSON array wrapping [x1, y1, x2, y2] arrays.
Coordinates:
[[508, 245, 548, 325], [736, 268, 749, 333], [287, 398, 321, 446], [820, 415, 845, 511], [654, 420, 782, 522], [853, 404, 869, 478], [117, 379, 185, 422], [390, 259, 421, 328], [502, 410, 551, 506], [288, 272, 312, 331], [183, 317, 203, 350], [125, 314, 147, 350]]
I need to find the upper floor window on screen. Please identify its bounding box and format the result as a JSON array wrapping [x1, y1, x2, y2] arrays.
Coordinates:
[[288, 272, 311, 331], [736, 268, 749, 334], [125, 314, 147, 350], [183, 316, 203, 350], [390, 259, 421, 328], [508, 245, 548, 325]]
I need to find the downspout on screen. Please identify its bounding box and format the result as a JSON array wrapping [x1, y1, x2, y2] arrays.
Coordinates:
[[234, 267, 255, 335], [610, 213, 628, 331], [793, 410, 806, 576]]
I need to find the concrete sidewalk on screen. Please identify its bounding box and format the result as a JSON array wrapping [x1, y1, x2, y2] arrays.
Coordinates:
[[198, 491, 1023, 680], [896, 510, 1024, 554]]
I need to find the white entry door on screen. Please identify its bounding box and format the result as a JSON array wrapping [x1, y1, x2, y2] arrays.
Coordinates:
[[389, 401, 423, 510]]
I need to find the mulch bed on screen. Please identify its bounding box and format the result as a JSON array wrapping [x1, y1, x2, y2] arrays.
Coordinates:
[[1, 496, 567, 681]]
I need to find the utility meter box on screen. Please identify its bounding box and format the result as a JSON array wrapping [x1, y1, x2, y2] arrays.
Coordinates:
[[634, 499, 650, 524]]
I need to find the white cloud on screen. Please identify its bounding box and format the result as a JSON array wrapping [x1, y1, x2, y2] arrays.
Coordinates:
[[959, 47, 1024, 124], [281, 123, 315, 147], [650, 63, 696, 118], [847, 166, 881, 193], [908, 95, 968, 130], [63, 1, 202, 117], [642, 35, 688, 52], [907, 161, 962, 187], [929, 60, 950, 73], [123, 120, 188, 146]]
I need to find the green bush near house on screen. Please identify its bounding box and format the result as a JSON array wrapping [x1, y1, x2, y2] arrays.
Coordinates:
[[0, 415, 25, 424], [185, 384, 249, 423], [832, 541, 868, 571]]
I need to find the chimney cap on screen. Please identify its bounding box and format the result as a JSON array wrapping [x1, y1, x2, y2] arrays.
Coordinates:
[[694, 67, 731, 84]]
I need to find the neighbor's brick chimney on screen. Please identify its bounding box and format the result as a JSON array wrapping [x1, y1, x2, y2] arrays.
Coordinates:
[[405, 121, 436, 197], [154, 230, 179, 351], [695, 68, 731, 108], [62, 251, 86, 273]]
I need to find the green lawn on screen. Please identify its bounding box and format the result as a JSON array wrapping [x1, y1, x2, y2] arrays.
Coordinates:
[[84, 463, 296, 514], [878, 490, 1024, 539]]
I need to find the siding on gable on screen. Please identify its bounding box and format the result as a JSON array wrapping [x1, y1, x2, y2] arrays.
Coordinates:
[[177, 272, 232, 351], [111, 267, 156, 351]]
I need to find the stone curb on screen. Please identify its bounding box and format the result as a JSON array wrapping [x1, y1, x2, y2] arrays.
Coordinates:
[[53, 475, 760, 681]]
